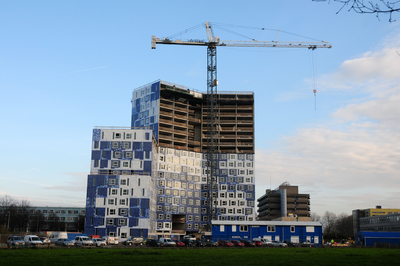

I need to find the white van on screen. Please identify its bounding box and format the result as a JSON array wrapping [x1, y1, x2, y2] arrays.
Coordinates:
[[159, 238, 176, 247], [74, 236, 93, 246], [49, 232, 68, 243], [24, 235, 42, 246]]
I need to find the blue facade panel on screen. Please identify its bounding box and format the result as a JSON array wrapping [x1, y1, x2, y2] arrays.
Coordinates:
[[130, 208, 140, 217], [93, 129, 101, 141], [92, 150, 101, 160], [143, 161, 151, 173], [140, 198, 150, 209], [97, 187, 107, 197], [100, 160, 108, 168], [100, 142, 110, 149], [101, 150, 111, 159], [143, 142, 152, 151]]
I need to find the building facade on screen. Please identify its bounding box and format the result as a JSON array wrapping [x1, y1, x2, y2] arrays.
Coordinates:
[[257, 182, 310, 221], [212, 220, 323, 247], [353, 206, 400, 235], [85, 80, 256, 240]]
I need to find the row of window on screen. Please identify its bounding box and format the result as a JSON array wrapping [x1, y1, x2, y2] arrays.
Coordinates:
[[218, 216, 254, 221], [100, 131, 150, 141], [29, 209, 84, 215], [157, 222, 200, 230], [93, 177, 141, 187], [159, 148, 201, 159], [43, 216, 78, 221], [158, 163, 201, 174], [203, 168, 254, 176], [158, 181, 201, 190], [159, 155, 201, 165]]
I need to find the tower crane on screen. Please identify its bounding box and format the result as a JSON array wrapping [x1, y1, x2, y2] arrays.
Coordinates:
[[151, 22, 331, 231]]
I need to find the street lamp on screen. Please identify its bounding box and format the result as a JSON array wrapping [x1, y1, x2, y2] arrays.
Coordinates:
[[7, 211, 10, 231]]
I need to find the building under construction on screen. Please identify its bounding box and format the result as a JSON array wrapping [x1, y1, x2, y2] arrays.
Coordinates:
[[85, 80, 256, 240]]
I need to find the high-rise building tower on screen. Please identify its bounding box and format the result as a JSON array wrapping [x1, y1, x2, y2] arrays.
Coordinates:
[[85, 80, 255, 240]]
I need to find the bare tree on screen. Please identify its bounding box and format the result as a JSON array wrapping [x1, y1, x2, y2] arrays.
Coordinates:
[[313, 0, 400, 21], [335, 213, 354, 238], [322, 211, 337, 238], [311, 212, 321, 222], [0, 195, 32, 232]]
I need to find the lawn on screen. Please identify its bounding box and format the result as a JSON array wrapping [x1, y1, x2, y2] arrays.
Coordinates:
[[1, 247, 399, 266]]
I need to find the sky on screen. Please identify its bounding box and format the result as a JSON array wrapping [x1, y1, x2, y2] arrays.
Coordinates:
[[1, 1, 399, 217]]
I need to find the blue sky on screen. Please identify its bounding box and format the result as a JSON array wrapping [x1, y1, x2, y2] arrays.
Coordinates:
[[1, 1, 399, 216]]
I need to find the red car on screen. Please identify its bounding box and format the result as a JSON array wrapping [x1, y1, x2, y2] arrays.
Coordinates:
[[230, 240, 245, 247], [240, 239, 255, 247], [217, 240, 234, 247], [173, 239, 185, 247], [253, 240, 263, 247]]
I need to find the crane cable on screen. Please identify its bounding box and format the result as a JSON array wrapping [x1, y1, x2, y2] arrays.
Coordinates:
[[309, 49, 318, 111]]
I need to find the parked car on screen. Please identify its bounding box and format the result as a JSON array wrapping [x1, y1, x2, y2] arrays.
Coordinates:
[[172, 239, 185, 247], [92, 238, 107, 247], [252, 240, 264, 247], [40, 237, 51, 244], [271, 241, 288, 247], [240, 239, 255, 247], [203, 239, 219, 247], [144, 239, 161, 247], [231, 240, 245, 247], [74, 236, 93, 246], [123, 237, 144, 246], [194, 239, 206, 247], [217, 240, 234, 247], [55, 238, 75, 247], [253, 238, 272, 247], [181, 238, 195, 247], [299, 241, 314, 247], [24, 235, 42, 246], [283, 240, 298, 247], [7, 236, 25, 247]]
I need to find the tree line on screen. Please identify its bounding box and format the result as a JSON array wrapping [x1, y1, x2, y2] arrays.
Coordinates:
[[312, 211, 353, 241], [0, 195, 84, 233]]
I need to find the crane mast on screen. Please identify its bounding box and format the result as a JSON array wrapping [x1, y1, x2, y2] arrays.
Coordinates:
[[151, 22, 331, 231]]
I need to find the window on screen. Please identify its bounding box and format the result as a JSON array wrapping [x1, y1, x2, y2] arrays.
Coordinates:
[[118, 219, 126, 226], [119, 199, 126, 205], [122, 142, 131, 149], [240, 225, 248, 232], [122, 189, 129, 195], [120, 179, 127, 185], [158, 214, 164, 220], [125, 151, 133, 158], [291, 226, 295, 233], [267, 225, 275, 232], [107, 219, 114, 225], [126, 133, 132, 139], [120, 209, 127, 215], [111, 161, 120, 168], [112, 142, 119, 148], [108, 199, 115, 205], [109, 209, 116, 215], [110, 189, 117, 195], [109, 178, 116, 185], [115, 133, 121, 139]]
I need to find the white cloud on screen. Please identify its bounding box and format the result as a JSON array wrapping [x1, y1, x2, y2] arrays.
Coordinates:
[[255, 32, 400, 216]]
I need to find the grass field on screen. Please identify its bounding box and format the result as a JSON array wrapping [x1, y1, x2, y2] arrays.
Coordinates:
[[1, 247, 399, 266]]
